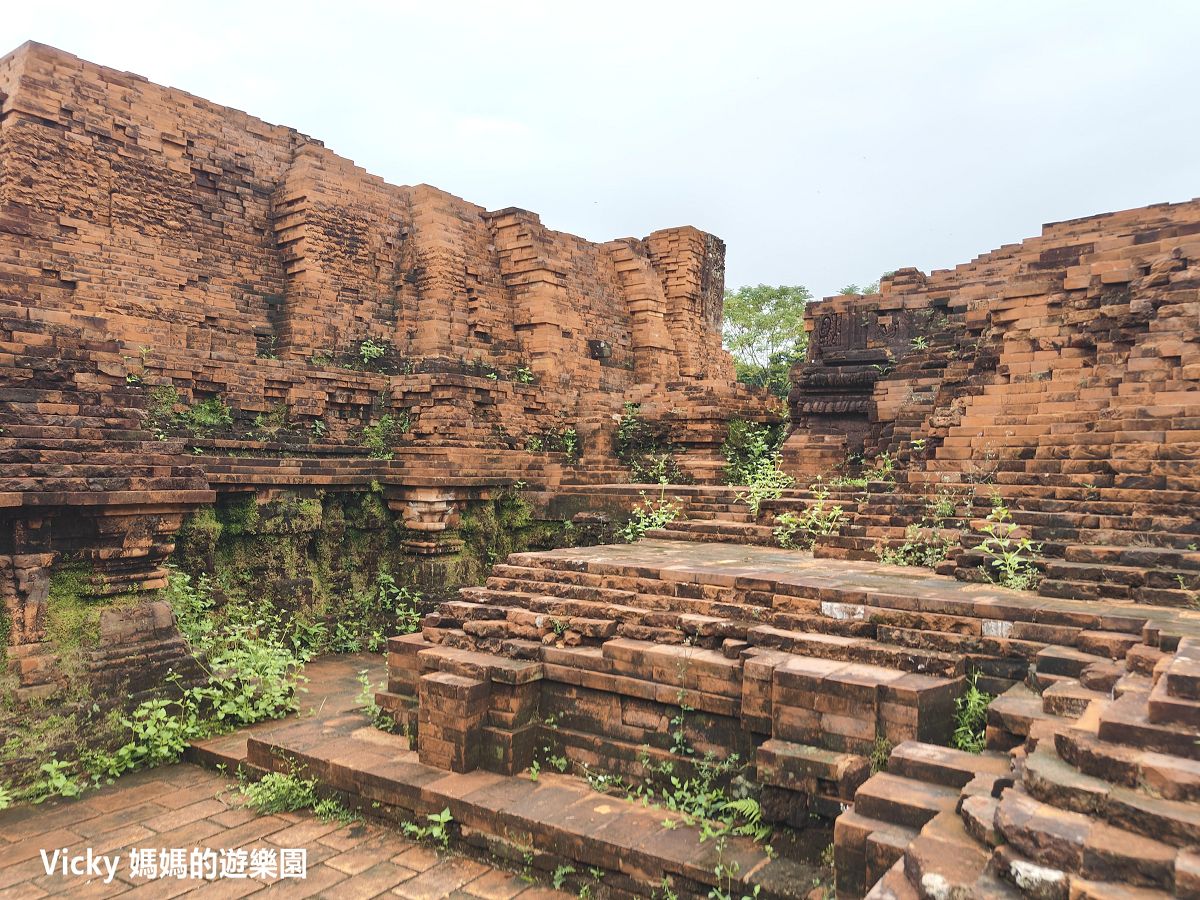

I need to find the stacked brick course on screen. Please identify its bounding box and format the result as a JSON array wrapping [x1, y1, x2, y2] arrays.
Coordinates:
[[779, 199, 1200, 606], [0, 41, 766, 702]]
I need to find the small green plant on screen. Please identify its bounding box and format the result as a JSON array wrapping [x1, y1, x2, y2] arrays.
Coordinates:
[[910, 335, 929, 351], [145, 384, 182, 439], [237, 767, 357, 823], [773, 486, 845, 549], [928, 489, 958, 523], [869, 735, 892, 775], [952, 672, 992, 754], [27, 757, 83, 803], [357, 669, 397, 733], [358, 338, 387, 366], [1174, 574, 1200, 610], [559, 427, 579, 460], [722, 420, 787, 486], [528, 759, 541, 781], [185, 396, 234, 432], [310, 418, 327, 439], [514, 365, 535, 384], [0, 783, 11, 810], [735, 455, 794, 517], [553, 864, 576, 890], [975, 498, 1042, 591], [877, 523, 956, 568], [252, 402, 290, 439], [615, 403, 687, 484], [620, 488, 682, 542], [862, 451, 895, 483], [360, 413, 410, 459], [239, 770, 319, 814], [402, 807, 453, 849]]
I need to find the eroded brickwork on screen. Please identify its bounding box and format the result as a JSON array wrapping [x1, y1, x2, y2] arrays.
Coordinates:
[[0, 41, 770, 701], [784, 198, 1200, 606]]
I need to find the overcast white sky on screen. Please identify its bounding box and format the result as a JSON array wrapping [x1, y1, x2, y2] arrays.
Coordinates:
[[4, 1, 1197, 298]]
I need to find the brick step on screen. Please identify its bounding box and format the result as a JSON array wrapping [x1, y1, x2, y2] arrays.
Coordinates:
[[229, 722, 806, 898], [1023, 746, 1200, 850], [487, 564, 678, 598], [1148, 674, 1200, 726], [1043, 559, 1200, 591], [885, 740, 1011, 789], [834, 811, 919, 898], [902, 808, 997, 899], [680, 509, 757, 523], [1162, 640, 1200, 700], [755, 738, 870, 804], [811, 535, 885, 560], [1062, 544, 1200, 571], [1038, 578, 1198, 607], [1097, 691, 1200, 760], [986, 682, 1072, 748], [502, 545, 1176, 639], [746, 624, 966, 677], [1041, 679, 1109, 717], [1035, 645, 1113, 678], [1054, 728, 1200, 802], [852, 772, 960, 830], [861, 858, 919, 900], [648, 518, 779, 545], [995, 788, 1183, 890]]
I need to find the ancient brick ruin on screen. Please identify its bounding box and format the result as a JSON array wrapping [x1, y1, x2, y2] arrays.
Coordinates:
[[2, 39, 1199, 900], [0, 42, 772, 703]]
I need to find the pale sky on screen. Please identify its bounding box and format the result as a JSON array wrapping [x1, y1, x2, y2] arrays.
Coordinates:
[[4, 1, 1197, 299]]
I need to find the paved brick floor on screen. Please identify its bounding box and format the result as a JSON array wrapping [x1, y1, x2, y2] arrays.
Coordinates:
[[0, 763, 570, 899]]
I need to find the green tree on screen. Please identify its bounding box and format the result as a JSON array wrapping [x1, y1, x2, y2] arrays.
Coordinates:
[[722, 284, 811, 397], [838, 281, 880, 295]]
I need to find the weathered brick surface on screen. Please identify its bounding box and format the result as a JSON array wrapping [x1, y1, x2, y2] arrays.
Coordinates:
[[782, 199, 1200, 606], [0, 42, 773, 700]]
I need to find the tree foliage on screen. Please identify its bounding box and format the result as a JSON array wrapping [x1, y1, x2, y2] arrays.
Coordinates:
[[722, 284, 811, 397], [837, 281, 880, 296]]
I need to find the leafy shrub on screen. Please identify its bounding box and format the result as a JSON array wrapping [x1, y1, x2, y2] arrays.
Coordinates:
[[142, 385, 234, 439], [975, 498, 1041, 591], [772, 486, 845, 549], [722, 420, 787, 486], [358, 338, 387, 366], [735, 455, 794, 517], [862, 451, 895, 483], [402, 807, 454, 849], [26, 758, 83, 804], [184, 397, 233, 432], [952, 672, 992, 754], [615, 403, 685, 484], [869, 736, 892, 775], [525, 425, 581, 461], [329, 572, 421, 653], [877, 524, 957, 568], [620, 489, 681, 542], [360, 412, 411, 459], [358, 670, 397, 733], [238, 769, 355, 823]]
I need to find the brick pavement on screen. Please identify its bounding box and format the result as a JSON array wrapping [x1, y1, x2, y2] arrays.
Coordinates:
[[0, 764, 569, 899]]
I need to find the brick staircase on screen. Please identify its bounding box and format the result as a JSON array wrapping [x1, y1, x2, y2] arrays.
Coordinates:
[[836, 633, 1200, 898], [375, 539, 1200, 891]]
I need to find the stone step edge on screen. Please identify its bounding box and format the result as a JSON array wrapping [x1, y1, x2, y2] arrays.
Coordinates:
[[234, 729, 809, 899]]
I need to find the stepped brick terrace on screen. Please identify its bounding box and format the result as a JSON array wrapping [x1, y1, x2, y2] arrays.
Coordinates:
[[0, 40, 1198, 900]]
